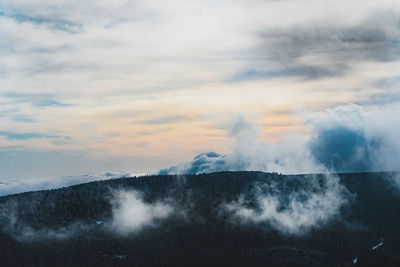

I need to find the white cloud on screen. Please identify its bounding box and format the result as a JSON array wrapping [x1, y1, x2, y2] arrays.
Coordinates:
[[110, 190, 172, 234], [0, 0, 400, 178], [225, 174, 348, 234], [161, 102, 400, 174], [0, 171, 134, 196]]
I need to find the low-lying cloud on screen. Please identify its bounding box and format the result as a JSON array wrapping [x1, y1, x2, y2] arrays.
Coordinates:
[[110, 190, 173, 234], [0, 171, 134, 196], [225, 174, 348, 235], [0, 199, 91, 241], [160, 102, 400, 175], [0, 188, 174, 240]]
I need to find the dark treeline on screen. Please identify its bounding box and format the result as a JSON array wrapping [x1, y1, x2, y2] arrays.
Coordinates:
[[0, 171, 400, 266]]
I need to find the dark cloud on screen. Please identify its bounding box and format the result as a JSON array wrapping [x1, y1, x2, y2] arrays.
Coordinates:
[[232, 11, 400, 81], [265, 25, 397, 62]]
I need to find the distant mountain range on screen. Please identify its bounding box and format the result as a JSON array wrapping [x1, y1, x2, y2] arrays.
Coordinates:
[[0, 171, 400, 266]]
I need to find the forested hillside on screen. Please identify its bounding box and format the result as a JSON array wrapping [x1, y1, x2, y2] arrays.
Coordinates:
[[0, 171, 399, 266]]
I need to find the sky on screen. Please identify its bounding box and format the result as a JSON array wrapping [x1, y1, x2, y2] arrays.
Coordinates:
[[0, 0, 400, 190]]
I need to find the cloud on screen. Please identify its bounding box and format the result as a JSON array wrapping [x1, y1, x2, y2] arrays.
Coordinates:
[[240, 9, 400, 81], [110, 190, 173, 234], [159, 152, 229, 175], [0, 189, 172, 241], [0, 181, 174, 241], [0, 171, 133, 196], [0, 12, 81, 33], [0, 0, 399, 179], [11, 114, 35, 122], [2, 92, 70, 108], [160, 102, 400, 174], [143, 115, 187, 125], [0, 194, 96, 241], [390, 173, 400, 191], [35, 100, 70, 108], [0, 108, 35, 123], [225, 174, 348, 235], [0, 131, 67, 140], [306, 103, 400, 172], [310, 127, 375, 172], [0, 188, 173, 240], [159, 114, 324, 174]]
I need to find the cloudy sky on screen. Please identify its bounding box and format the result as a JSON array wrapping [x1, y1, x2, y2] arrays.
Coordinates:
[[0, 0, 400, 184]]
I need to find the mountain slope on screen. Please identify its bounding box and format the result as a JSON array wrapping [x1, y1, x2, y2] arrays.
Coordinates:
[[0, 171, 399, 266]]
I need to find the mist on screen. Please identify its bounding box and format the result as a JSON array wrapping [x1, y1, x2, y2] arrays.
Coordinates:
[[110, 190, 173, 235], [225, 174, 349, 235], [157, 102, 400, 233], [0, 187, 174, 241], [0, 198, 90, 241]]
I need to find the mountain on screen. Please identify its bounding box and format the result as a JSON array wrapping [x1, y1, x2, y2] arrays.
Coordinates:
[[0, 171, 400, 266]]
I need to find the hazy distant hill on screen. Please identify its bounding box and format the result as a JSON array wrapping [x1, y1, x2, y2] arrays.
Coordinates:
[[0, 171, 399, 266]]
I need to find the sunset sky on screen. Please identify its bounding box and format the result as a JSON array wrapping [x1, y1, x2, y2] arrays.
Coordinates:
[[1, 0, 400, 182]]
